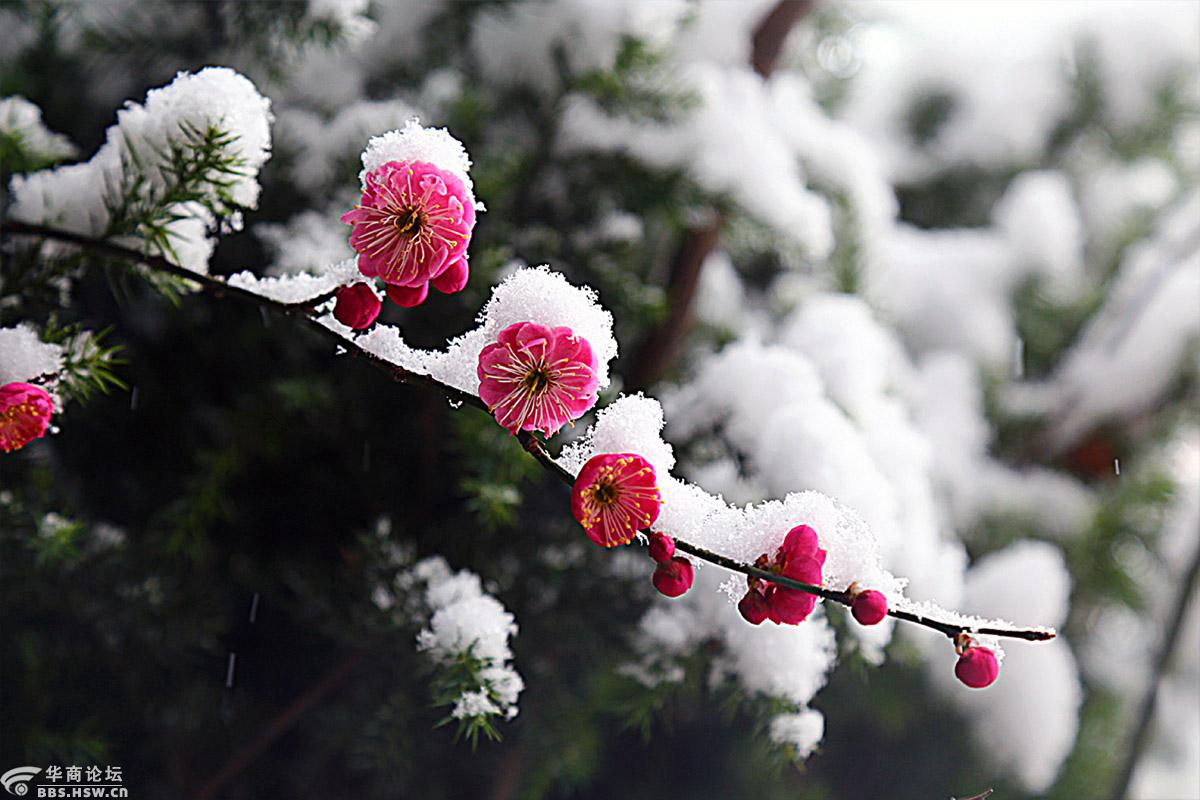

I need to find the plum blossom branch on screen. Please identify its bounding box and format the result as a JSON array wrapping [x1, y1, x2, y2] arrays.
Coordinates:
[[1, 219, 1056, 644]]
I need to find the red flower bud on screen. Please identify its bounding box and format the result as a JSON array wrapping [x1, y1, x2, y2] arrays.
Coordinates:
[[386, 282, 430, 308], [652, 556, 694, 598], [851, 589, 888, 626], [738, 588, 770, 625], [648, 531, 675, 563], [333, 283, 382, 329], [955, 646, 999, 688]]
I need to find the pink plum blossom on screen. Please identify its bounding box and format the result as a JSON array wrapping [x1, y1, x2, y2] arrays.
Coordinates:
[[738, 524, 827, 625], [477, 322, 599, 436], [341, 160, 475, 305], [570, 453, 662, 548], [0, 382, 53, 453]]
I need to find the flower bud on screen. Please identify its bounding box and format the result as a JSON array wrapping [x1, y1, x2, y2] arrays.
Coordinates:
[[652, 556, 694, 598], [332, 283, 382, 329], [954, 646, 999, 688], [738, 589, 769, 625], [647, 531, 675, 563], [851, 589, 888, 626]]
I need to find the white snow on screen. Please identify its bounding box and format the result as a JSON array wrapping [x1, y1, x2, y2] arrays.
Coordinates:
[[226, 258, 361, 305], [257, 209, 355, 276], [409, 556, 524, 723], [993, 170, 1086, 302], [1017, 191, 1200, 451], [359, 118, 482, 211], [8, 68, 272, 274], [768, 709, 826, 759], [469, 0, 690, 93], [559, 64, 834, 259], [278, 99, 422, 195], [0, 96, 76, 163], [0, 324, 65, 387]]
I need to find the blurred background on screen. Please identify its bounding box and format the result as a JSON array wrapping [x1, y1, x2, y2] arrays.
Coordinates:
[[2, 1, 1198, 798]]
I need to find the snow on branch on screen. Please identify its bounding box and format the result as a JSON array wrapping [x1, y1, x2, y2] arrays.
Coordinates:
[[8, 68, 272, 274], [1, 217, 1058, 656]]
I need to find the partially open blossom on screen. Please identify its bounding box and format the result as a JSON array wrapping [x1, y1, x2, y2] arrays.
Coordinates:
[[647, 531, 675, 563], [341, 160, 475, 305], [0, 382, 53, 453], [652, 556, 694, 598], [850, 587, 888, 626], [477, 322, 599, 436], [955, 640, 1000, 688], [738, 524, 827, 625], [570, 453, 661, 548], [332, 283, 382, 329]]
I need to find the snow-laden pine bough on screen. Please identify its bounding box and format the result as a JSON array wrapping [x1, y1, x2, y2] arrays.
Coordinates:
[[1, 67, 1054, 751]]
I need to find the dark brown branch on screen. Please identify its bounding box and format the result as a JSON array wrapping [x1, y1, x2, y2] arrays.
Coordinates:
[[2, 220, 1056, 645], [1109, 536, 1200, 800], [3, 220, 484, 411], [191, 650, 367, 800], [625, 216, 721, 390], [626, 0, 814, 390], [751, 0, 815, 78], [489, 743, 526, 800]]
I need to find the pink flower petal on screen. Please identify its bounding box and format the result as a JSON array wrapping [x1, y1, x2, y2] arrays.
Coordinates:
[[386, 282, 429, 308], [430, 258, 469, 294]]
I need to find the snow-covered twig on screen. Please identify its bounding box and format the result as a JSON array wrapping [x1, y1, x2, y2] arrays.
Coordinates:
[[0, 219, 1057, 644]]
